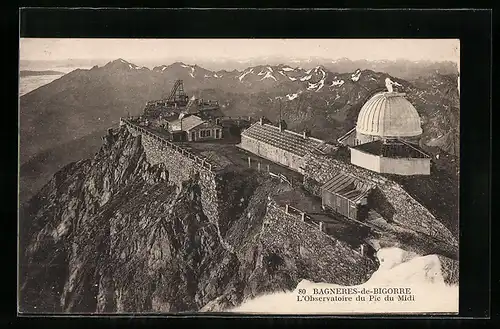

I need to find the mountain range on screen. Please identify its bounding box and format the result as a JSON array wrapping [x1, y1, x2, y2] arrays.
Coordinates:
[[19, 58, 459, 204], [21, 57, 458, 80], [18, 58, 460, 313]]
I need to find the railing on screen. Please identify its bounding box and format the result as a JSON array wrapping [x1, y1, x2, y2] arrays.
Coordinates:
[[268, 201, 366, 256], [120, 118, 216, 173], [220, 116, 254, 121], [245, 156, 294, 187]]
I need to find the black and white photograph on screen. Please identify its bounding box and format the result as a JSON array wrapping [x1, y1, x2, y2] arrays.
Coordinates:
[[18, 37, 460, 314]]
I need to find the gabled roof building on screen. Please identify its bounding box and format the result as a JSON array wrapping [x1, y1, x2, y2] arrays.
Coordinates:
[[239, 118, 336, 173], [167, 114, 223, 142]]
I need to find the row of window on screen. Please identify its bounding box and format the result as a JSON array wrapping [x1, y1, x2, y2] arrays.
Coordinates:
[[200, 129, 212, 138], [198, 129, 221, 138]]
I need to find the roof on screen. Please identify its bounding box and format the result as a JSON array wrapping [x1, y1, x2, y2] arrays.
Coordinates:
[[356, 92, 423, 137], [321, 172, 374, 203], [241, 122, 327, 157], [168, 115, 205, 132], [337, 127, 356, 145], [351, 139, 430, 159]]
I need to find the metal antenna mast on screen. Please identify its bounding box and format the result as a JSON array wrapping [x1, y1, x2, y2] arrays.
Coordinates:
[[279, 96, 282, 123]]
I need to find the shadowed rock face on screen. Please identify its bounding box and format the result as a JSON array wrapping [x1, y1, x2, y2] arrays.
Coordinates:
[[19, 127, 378, 314]]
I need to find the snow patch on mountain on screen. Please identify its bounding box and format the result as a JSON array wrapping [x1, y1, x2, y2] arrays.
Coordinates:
[[267, 67, 273, 72], [306, 79, 325, 92], [238, 69, 254, 82], [162, 66, 167, 71], [257, 70, 265, 76], [351, 69, 362, 82], [307, 82, 318, 90], [288, 76, 297, 81], [316, 79, 325, 92], [278, 71, 286, 77], [300, 75, 312, 81], [286, 90, 302, 101], [282, 67, 294, 72], [306, 68, 312, 74], [260, 71, 277, 81], [331, 79, 345, 87], [319, 68, 326, 79], [227, 248, 459, 314]]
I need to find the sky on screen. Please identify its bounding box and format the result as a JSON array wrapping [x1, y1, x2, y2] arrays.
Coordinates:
[[20, 38, 460, 64]]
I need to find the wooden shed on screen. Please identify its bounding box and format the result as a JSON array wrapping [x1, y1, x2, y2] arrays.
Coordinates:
[[321, 172, 374, 221]]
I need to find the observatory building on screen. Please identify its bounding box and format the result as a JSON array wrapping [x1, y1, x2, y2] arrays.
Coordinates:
[[338, 78, 431, 176]]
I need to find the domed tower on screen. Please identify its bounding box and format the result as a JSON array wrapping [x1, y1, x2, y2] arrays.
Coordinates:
[[339, 78, 431, 176], [355, 80, 423, 145]]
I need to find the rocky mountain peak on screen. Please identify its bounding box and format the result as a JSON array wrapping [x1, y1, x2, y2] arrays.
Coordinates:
[[103, 58, 149, 72]]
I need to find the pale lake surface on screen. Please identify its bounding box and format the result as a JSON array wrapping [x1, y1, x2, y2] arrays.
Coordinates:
[[19, 65, 93, 96], [19, 74, 64, 96]]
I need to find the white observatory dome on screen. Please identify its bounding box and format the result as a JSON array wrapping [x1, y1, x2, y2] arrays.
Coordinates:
[[356, 92, 423, 138]]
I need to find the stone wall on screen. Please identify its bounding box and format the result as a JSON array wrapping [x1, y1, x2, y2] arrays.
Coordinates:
[[302, 153, 457, 247], [261, 201, 377, 286], [121, 120, 232, 250], [240, 135, 305, 173]]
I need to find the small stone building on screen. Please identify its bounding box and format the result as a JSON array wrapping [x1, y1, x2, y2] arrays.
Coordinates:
[[168, 114, 223, 142], [239, 118, 334, 173], [321, 172, 374, 221]]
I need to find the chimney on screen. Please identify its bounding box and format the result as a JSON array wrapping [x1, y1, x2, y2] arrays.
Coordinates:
[[279, 120, 287, 132], [260, 117, 264, 125], [303, 129, 310, 139]]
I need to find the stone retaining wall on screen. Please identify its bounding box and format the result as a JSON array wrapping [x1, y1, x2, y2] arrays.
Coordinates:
[[261, 201, 377, 286], [303, 153, 457, 246], [121, 121, 231, 250]]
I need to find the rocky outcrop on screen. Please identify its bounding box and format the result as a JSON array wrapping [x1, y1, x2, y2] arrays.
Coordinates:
[[19, 127, 379, 314]]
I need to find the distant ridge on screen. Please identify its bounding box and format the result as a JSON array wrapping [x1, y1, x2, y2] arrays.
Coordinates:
[[20, 70, 65, 77]]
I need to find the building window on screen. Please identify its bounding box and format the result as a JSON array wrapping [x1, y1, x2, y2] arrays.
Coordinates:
[[200, 129, 212, 138]]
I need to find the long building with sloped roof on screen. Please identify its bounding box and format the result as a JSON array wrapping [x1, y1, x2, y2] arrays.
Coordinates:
[[239, 118, 336, 173]]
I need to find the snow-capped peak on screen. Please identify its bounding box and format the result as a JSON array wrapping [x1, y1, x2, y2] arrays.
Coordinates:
[[286, 90, 303, 101], [260, 71, 277, 81], [351, 69, 362, 82], [282, 67, 294, 72], [238, 68, 254, 82], [330, 79, 345, 87], [300, 74, 312, 81]]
